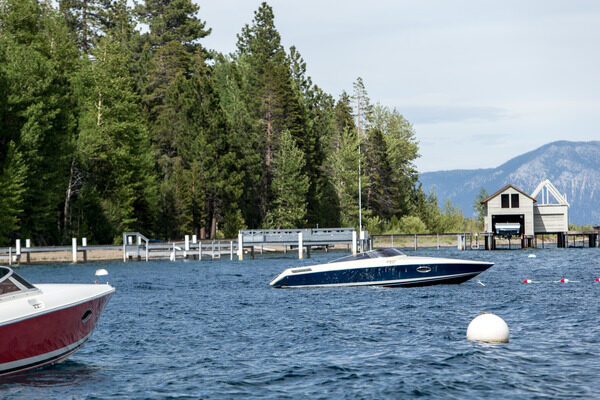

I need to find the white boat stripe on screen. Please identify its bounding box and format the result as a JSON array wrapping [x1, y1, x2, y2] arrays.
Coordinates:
[[278, 271, 479, 288]]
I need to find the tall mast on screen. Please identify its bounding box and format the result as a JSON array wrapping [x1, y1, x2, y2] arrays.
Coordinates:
[[357, 90, 362, 234]]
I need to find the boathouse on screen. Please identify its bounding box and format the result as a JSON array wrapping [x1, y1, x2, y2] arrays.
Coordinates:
[[481, 185, 536, 249], [481, 179, 571, 249]]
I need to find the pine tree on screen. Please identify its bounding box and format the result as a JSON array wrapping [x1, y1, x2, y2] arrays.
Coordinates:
[[235, 2, 308, 224], [327, 127, 369, 228], [75, 35, 158, 241], [213, 56, 262, 229], [0, 142, 27, 245], [364, 126, 397, 220], [371, 104, 419, 216], [59, 0, 111, 53], [138, 0, 210, 50], [0, 0, 79, 244], [265, 130, 308, 229]]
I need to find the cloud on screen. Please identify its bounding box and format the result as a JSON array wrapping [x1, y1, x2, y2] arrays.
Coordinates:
[[401, 105, 510, 124]]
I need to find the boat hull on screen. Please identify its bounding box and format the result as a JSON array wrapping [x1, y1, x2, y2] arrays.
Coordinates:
[[270, 262, 492, 288], [0, 289, 113, 376]]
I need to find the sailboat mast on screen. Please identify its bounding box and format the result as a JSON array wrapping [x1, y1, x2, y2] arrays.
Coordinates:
[[357, 91, 362, 234]]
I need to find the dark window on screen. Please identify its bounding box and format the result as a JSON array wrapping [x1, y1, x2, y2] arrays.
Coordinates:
[[0, 279, 20, 295], [511, 193, 519, 208], [11, 272, 34, 289], [501, 194, 509, 208]]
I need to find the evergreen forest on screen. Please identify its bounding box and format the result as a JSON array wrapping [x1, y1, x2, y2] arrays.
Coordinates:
[[0, 0, 474, 245]]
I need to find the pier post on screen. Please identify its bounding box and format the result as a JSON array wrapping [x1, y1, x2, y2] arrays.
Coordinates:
[[127, 235, 133, 260], [352, 231, 357, 255], [298, 232, 303, 260], [25, 239, 30, 264], [414, 234, 417, 251], [211, 241, 215, 260], [230, 241, 233, 260], [199, 240, 203, 260], [237, 233, 243, 261], [391, 234, 394, 248], [72, 238, 77, 263], [192, 235, 197, 259], [306, 245, 311, 259], [437, 234, 440, 250], [136, 236, 141, 261], [8, 247, 11, 266], [82, 238, 87, 262], [16, 239, 21, 264], [184, 235, 189, 259]]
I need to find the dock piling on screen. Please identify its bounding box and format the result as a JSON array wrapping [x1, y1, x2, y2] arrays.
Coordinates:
[[25, 239, 30, 264], [298, 232, 303, 260], [16, 239, 21, 264], [82, 238, 87, 262], [184, 235, 189, 259], [72, 238, 77, 263]]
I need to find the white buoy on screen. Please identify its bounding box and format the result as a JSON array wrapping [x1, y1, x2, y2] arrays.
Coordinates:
[[528, 254, 536, 258], [467, 313, 509, 343], [95, 269, 108, 276]]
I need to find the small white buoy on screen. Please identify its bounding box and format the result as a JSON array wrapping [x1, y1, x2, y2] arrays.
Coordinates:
[[523, 279, 532, 284], [95, 269, 108, 276], [466, 313, 509, 343], [528, 254, 536, 258], [560, 278, 569, 283]]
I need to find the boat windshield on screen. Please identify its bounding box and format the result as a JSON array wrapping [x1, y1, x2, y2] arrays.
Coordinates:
[[0, 267, 35, 297], [329, 248, 406, 263]]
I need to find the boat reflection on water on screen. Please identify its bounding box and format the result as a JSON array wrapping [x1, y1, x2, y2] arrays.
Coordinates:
[[270, 248, 493, 288]]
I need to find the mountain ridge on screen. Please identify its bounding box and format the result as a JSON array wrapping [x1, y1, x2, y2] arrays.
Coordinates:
[[419, 141, 600, 225]]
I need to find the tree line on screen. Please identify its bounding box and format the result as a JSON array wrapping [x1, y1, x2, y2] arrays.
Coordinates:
[[0, 0, 474, 245]]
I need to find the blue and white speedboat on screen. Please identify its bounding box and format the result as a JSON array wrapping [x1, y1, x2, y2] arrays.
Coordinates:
[[269, 248, 493, 288]]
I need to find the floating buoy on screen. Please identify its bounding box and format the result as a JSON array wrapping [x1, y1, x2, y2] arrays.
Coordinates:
[[595, 278, 599, 282], [523, 279, 532, 284], [528, 254, 536, 258], [95, 269, 108, 276], [467, 313, 509, 343], [560, 278, 569, 283]]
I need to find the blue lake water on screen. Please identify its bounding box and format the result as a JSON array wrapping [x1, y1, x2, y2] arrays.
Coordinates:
[[1, 247, 599, 399]]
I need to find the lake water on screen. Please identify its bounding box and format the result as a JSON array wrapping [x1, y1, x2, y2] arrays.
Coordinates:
[[1, 247, 599, 399]]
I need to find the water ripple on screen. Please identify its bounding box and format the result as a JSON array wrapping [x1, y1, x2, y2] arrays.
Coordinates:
[[1, 248, 599, 398]]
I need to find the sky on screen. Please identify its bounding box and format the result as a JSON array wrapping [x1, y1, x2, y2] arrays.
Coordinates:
[[194, 0, 600, 172]]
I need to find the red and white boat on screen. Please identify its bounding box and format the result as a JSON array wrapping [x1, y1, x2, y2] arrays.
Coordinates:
[[0, 266, 114, 376]]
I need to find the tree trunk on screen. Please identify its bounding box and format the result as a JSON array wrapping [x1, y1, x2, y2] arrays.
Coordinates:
[[210, 197, 217, 239], [62, 159, 75, 243]]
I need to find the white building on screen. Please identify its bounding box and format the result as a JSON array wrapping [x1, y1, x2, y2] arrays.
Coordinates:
[[480, 180, 569, 249]]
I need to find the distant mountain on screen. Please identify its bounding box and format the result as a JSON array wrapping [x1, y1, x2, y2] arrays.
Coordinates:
[[419, 141, 600, 225]]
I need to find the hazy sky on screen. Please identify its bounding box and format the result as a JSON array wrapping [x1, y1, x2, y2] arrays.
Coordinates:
[[194, 0, 600, 172]]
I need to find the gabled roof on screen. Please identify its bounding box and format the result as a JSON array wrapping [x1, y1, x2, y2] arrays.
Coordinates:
[[480, 184, 537, 204]]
